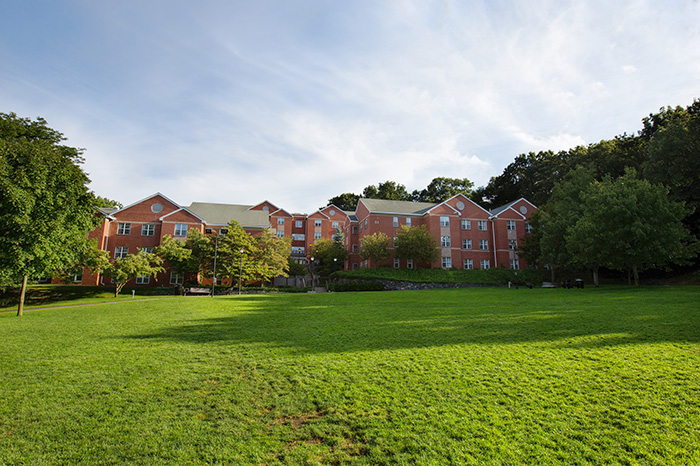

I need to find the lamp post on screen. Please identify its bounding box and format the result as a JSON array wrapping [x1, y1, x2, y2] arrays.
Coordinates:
[[211, 235, 218, 298], [238, 248, 245, 295]]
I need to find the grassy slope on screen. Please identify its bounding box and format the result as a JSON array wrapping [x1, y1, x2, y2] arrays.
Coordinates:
[[1, 287, 699, 465]]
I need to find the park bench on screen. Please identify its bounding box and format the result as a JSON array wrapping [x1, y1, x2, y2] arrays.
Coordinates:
[[184, 287, 210, 296], [541, 282, 557, 288]]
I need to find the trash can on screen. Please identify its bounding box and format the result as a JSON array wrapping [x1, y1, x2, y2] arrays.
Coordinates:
[[575, 279, 584, 289]]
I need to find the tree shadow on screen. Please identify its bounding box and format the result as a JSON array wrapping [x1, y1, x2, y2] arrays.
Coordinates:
[[125, 289, 700, 353]]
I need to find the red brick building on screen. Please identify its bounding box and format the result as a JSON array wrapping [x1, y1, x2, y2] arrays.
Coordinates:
[[63, 192, 536, 287]]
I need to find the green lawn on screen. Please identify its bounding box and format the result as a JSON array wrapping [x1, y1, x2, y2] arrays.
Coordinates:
[[1, 287, 699, 465]]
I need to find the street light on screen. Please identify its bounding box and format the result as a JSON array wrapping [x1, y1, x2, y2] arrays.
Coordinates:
[[238, 248, 245, 295]]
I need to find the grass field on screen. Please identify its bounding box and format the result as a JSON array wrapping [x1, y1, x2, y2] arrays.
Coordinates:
[[1, 287, 699, 465]]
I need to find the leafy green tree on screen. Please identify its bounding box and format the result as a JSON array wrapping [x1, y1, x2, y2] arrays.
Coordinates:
[[569, 170, 696, 286], [287, 257, 307, 276], [218, 220, 258, 286], [93, 195, 123, 209], [643, 101, 700, 237], [411, 177, 474, 203], [0, 113, 98, 315], [363, 181, 411, 200], [394, 225, 439, 268], [537, 167, 597, 282], [103, 250, 164, 297], [359, 232, 392, 267], [155, 234, 194, 275], [249, 230, 291, 283], [327, 193, 360, 211], [310, 238, 347, 278]]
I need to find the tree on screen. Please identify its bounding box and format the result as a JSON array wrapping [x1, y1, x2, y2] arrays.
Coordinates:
[[93, 195, 123, 209], [249, 230, 291, 283], [569, 171, 696, 286], [217, 220, 258, 286], [0, 113, 98, 315], [363, 181, 411, 200], [394, 225, 439, 267], [411, 177, 474, 203], [310, 237, 347, 278], [103, 250, 164, 297], [359, 232, 392, 267], [327, 193, 360, 211], [155, 234, 194, 276]]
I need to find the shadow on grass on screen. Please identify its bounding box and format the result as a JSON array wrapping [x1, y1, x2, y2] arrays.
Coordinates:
[[126, 288, 700, 353]]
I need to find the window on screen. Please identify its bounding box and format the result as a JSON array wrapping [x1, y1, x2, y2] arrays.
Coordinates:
[[314, 232, 322, 240], [332, 221, 339, 230], [140, 247, 154, 254], [170, 272, 183, 285], [393, 217, 399, 227], [394, 258, 400, 268], [292, 233, 305, 241], [277, 218, 285, 225], [117, 223, 131, 235], [295, 220, 303, 228], [407, 259, 413, 269], [141, 223, 155, 236], [353, 263, 359, 270], [364, 219, 367, 228], [219, 228, 228, 236], [174, 223, 187, 236], [464, 259, 473, 270], [511, 259, 520, 270], [509, 239, 517, 250], [507, 220, 516, 231], [442, 257, 452, 269], [291, 246, 305, 255], [440, 216, 450, 227], [205, 228, 213, 234], [136, 275, 150, 284], [461, 219, 471, 230], [462, 239, 472, 250], [441, 236, 451, 247], [315, 219, 322, 227], [480, 259, 490, 270], [479, 240, 489, 250], [114, 246, 128, 259], [406, 218, 411, 227], [525, 222, 533, 234], [352, 226, 358, 234], [477, 220, 487, 231], [352, 244, 358, 253], [73, 273, 82, 283], [276, 230, 284, 238]]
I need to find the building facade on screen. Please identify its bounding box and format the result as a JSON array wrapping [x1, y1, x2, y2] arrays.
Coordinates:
[[62, 192, 536, 287]]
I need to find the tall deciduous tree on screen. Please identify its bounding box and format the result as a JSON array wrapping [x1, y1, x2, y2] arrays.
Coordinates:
[[394, 225, 439, 268], [250, 230, 291, 283], [359, 232, 392, 267], [103, 250, 164, 297], [0, 113, 98, 315], [411, 177, 474, 203], [569, 171, 696, 286], [326, 193, 360, 211]]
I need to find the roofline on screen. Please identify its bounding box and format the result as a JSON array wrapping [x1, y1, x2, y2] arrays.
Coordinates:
[[322, 204, 350, 217], [248, 200, 279, 211], [424, 202, 459, 215], [159, 207, 206, 223], [271, 208, 293, 217], [112, 192, 182, 215], [443, 193, 492, 215]]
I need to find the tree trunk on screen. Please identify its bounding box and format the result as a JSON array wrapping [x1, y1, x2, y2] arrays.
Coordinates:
[[17, 274, 28, 316], [592, 267, 599, 287], [632, 264, 639, 287], [550, 266, 555, 282]]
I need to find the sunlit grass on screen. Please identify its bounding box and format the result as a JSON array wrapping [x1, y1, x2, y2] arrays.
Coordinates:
[[1, 286, 699, 465]]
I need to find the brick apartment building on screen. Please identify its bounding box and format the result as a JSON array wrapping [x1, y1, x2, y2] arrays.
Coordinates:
[[58, 192, 536, 287]]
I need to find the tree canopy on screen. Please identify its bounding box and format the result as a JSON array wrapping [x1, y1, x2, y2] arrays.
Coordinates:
[[0, 113, 98, 315], [394, 225, 439, 267]]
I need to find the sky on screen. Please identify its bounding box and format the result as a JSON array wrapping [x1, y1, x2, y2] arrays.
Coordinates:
[[1, 0, 699, 213]]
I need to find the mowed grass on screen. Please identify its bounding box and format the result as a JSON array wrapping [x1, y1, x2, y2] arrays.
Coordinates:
[[1, 287, 699, 465]]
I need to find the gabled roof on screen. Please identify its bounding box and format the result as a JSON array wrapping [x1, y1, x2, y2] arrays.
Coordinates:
[[186, 202, 270, 228], [97, 206, 119, 217], [359, 198, 438, 215], [113, 192, 182, 215], [490, 198, 538, 217], [159, 207, 206, 223]]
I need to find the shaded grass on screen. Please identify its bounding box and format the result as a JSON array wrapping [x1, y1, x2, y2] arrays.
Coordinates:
[[0, 285, 175, 312], [1, 286, 699, 465], [331, 266, 548, 285]]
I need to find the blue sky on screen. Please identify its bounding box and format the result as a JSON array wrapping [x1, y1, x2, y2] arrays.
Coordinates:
[[2, 0, 699, 213]]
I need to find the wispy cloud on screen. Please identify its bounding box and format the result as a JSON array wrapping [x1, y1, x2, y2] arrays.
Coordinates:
[[1, 0, 698, 212]]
